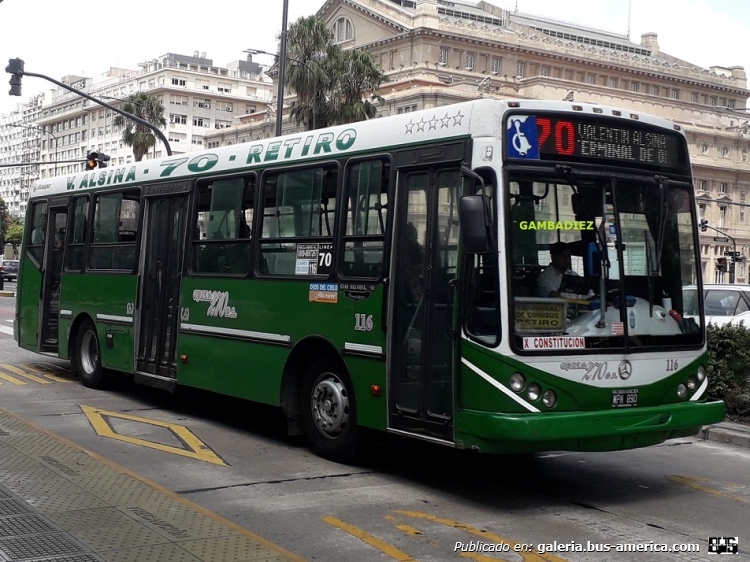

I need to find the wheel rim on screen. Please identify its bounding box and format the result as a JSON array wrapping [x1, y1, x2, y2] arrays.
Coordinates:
[[80, 329, 99, 376], [310, 373, 350, 439]]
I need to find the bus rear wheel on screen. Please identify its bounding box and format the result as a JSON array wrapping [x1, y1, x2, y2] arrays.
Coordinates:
[[301, 360, 362, 463], [74, 320, 110, 389]]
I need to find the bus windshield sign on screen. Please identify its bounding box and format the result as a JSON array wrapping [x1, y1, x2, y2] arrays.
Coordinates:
[[505, 114, 687, 173]]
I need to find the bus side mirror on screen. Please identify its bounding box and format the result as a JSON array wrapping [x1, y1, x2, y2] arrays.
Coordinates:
[[459, 194, 492, 253]]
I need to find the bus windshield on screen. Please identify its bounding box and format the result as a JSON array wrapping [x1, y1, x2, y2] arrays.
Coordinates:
[[507, 171, 701, 352]]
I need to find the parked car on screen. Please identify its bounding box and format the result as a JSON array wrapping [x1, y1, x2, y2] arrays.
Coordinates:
[[0, 260, 18, 281], [683, 283, 750, 327]]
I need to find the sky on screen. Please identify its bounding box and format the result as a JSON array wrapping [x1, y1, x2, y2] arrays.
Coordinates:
[[1, 0, 749, 117]]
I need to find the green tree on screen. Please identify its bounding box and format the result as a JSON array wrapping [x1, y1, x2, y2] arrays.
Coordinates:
[[5, 223, 23, 247], [113, 92, 167, 161], [284, 15, 386, 131], [0, 197, 7, 245]]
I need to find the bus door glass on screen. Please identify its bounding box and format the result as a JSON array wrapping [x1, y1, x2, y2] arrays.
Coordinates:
[[40, 206, 68, 350], [18, 201, 47, 349], [390, 167, 462, 440], [137, 188, 190, 379]]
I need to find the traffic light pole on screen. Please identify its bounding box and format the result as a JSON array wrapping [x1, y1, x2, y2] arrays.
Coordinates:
[[703, 224, 738, 283], [6, 59, 172, 156]]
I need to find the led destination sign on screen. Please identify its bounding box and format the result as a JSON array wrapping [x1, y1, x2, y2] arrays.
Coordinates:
[[505, 114, 687, 173]]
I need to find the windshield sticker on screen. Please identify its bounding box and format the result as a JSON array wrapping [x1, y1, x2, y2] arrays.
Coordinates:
[[309, 283, 339, 304], [506, 116, 539, 159], [295, 243, 333, 276], [523, 336, 585, 350], [192, 290, 237, 319], [519, 220, 594, 231]]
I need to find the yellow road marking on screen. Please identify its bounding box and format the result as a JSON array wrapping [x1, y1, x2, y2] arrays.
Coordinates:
[[394, 511, 569, 562], [80, 405, 227, 465], [0, 370, 27, 385], [0, 364, 52, 384], [395, 524, 423, 536], [667, 474, 749, 504], [21, 362, 74, 383], [322, 516, 418, 561], [460, 553, 513, 562]]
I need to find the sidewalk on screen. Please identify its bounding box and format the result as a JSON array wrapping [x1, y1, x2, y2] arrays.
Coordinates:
[[702, 421, 750, 449]]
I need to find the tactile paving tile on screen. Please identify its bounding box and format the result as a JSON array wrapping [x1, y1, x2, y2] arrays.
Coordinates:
[[71, 519, 170, 551], [48, 507, 135, 533], [123, 503, 237, 541], [178, 535, 285, 562], [0, 532, 87, 558], [0, 513, 58, 536], [0, 498, 33, 516], [33, 556, 103, 562], [100, 543, 203, 562]]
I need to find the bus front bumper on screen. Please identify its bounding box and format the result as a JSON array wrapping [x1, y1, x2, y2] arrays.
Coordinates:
[[457, 399, 726, 454]]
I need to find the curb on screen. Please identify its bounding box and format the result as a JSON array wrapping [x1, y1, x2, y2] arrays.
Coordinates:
[[0, 291, 15, 297], [702, 422, 750, 449]]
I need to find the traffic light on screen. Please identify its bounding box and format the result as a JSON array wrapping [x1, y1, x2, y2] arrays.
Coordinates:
[[699, 219, 708, 232], [5, 58, 24, 96], [85, 151, 110, 170], [85, 152, 98, 171], [716, 257, 727, 272]]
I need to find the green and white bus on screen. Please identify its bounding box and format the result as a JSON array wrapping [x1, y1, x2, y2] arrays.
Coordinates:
[[17, 99, 724, 461]]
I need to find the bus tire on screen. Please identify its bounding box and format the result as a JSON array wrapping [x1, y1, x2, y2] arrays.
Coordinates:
[[74, 320, 109, 389], [301, 359, 362, 463]]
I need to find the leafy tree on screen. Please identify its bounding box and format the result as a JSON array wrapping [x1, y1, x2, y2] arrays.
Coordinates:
[[113, 92, 167, 161], [5, 223, 23, 247], [284, 15, 386, 131], [0, 197, 7, 245]]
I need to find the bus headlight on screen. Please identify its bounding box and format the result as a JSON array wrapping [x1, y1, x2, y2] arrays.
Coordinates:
[[687, 376, 698, 391], [696, 366, 706, 382], [542, 389, 557, 408], [677, 384, 688, 400], [509, 373, 526, 392], [527, 383, 541, 401]]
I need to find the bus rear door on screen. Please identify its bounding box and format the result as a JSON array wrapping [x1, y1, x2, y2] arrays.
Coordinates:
[[135, 182, 191, 388]]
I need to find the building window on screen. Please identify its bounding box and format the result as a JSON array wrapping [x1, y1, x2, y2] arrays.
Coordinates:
[[691, 92, 699, 103], [698, 204, 706, 219], [729, 99, 737, 109], [439, 47, 448, 66], [466, 52, 475, 71], [169, 114, 187, 125], [333, 17, 354, 43], [516, 61, 525, 78], [586, 73, 595, 84], [699, 180, 707, 191], [721, 182, 728, 193], [630, 81, 639, 92], [541, 65, 550, 77], [171, 77, 187, 86], [609, 77, 617, 87], [710, 96, 718, 106], [217, 84, 231, 93], [169, 95, 188, 106], [719, 206, 727, 228], [721, 147, 729, 159], [192, 117, 209, 127], [651, 84, 659, 95], [700, 144, 708, 155], [491, 57, 500, 74], [670, 88, 679, 100], [194, 99, 211, 109]]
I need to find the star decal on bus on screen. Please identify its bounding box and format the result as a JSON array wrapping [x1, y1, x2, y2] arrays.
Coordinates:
[[405, 120, 415, 134], [428, 116, 439, 130], [452, 111, 465, 126], [416, 118, 427, 132]]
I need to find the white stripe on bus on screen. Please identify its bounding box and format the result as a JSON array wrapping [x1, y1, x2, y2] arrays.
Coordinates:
[[460, 357, 540, 413]]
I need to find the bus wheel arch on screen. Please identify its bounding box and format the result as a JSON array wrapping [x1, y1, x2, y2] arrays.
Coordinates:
[[71, 316, 111, 389], [281, 337, 362, 462]]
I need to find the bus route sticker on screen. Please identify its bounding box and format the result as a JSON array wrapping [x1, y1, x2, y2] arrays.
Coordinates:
[[296, 243, 319, 275], [340, 283, 376, 301], [309, 283, 339, 304]]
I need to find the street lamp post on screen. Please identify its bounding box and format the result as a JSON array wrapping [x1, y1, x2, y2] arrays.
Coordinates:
[[702, 222, 739, 283], [245, 48, 319, 131]]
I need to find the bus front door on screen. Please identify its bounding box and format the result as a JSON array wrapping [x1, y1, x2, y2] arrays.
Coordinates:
[[39, 204, 68, 352], [389, 167, 462, 443], [136, 190, 189, 386]]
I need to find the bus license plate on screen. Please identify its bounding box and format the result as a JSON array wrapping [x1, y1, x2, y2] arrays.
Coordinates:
[[612, 389, 638, 408]]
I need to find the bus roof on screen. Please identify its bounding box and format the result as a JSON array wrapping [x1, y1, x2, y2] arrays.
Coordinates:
[[30, 98, 684, 199]]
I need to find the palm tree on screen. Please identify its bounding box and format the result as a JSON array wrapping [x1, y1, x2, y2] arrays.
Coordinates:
[[328, 49, 385, 126], [284, 16, 386, 131], [113, 92, 167, 161], [286, 16, 334, 131]]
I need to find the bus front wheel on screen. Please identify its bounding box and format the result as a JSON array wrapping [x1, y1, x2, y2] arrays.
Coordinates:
[[74, 321, 110, 389], [301, 360, 362, 463]]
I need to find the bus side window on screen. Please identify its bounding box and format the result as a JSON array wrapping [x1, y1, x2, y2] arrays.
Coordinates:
[[27, 201, 48, 267], [341, 158, 390, 279], [88, 191, 140, 272], [191, 176, 254, 276], [259, 165, 338, 276], [66, 196, 89, 271]]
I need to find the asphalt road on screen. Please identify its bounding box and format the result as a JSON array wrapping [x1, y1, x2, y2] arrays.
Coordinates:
[[0, 294, 746, 561]]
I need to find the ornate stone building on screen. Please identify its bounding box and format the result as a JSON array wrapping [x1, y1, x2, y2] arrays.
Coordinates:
[[207, 0, 750, 283]]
